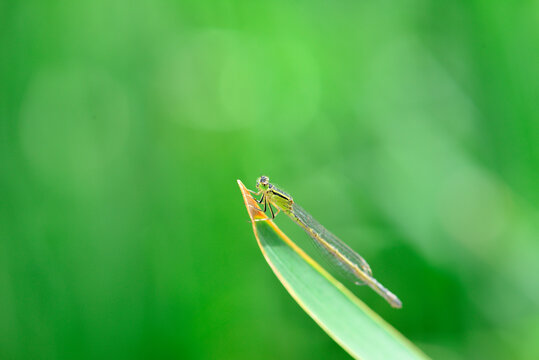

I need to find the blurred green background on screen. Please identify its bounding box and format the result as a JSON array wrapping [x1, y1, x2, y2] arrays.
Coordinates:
[[1, 0, 538, 359]]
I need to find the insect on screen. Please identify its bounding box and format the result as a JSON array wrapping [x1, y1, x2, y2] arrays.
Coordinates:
[[248, 175, 402, 308]]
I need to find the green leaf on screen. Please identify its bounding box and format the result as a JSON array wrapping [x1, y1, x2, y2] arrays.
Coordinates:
[[238, 180, 429, 360]]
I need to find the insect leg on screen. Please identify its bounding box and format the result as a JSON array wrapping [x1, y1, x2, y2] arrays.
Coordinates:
[[268, 202, 275, 218]]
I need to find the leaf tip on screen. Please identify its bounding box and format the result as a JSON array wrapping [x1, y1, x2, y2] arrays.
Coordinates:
[[237, 178, 267, 221]]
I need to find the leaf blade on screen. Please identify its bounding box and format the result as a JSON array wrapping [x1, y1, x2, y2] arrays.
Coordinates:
[[238, 179, 428, 360]]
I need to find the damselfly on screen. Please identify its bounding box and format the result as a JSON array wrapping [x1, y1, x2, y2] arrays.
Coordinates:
[[248, 175, 402, 308]]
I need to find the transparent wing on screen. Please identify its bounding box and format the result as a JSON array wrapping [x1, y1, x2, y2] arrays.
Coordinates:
[[288, 203, 402, 308], [289, 203, 372, 281], [290, 203, 373, 277]]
